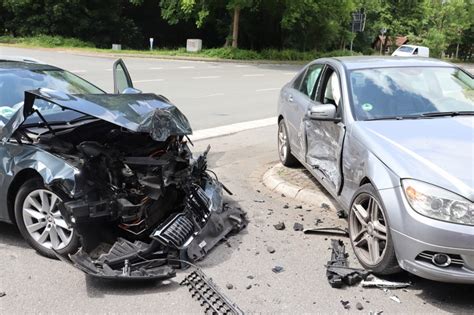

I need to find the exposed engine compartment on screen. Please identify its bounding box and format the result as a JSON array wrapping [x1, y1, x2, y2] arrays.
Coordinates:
[[34, 119, 246, 279]]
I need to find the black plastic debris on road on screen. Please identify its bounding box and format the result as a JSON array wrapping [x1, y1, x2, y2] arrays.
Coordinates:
[[293, 222, 304, 231], [321, 203, 331, 210], [337, 209, 348, 218], [272, 266, 284, 273], [273, 222, 286, 230], [181, 270, 244, 314], [340, 300, 350, 310], [0, 292, 5, 298], [326, 239, 370, 288]]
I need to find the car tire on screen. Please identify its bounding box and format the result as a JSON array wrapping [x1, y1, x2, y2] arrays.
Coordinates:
[[348, 184, 401, 275], [278, 119, 298, 167], [14, 178, 80, 259]]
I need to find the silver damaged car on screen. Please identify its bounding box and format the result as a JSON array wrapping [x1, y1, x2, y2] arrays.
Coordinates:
[[277, 57, 474, 283]]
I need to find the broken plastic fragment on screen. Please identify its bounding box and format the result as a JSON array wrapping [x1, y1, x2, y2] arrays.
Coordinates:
[[361, 275, 411, 289]]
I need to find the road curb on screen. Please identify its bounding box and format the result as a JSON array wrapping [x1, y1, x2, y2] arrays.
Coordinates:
[[262, 163, 331, 205], [0, 44, 304, 65]]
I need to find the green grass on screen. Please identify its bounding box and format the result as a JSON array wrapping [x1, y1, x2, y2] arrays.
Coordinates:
[[0, 35, 361, 61], [0, 35, 94, 48]]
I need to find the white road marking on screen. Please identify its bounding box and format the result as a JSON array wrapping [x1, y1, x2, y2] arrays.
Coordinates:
[[194, 93, 225, 99], [193, 76, 220, 79], [150, 67, 163, 70], [256, 87, 280, 92], [191, 117, 276, 141], [179, 66, 195, 69], [70, 70, 87, 73], [134, 79, 164, 83], [235, 65, 249, 68], [284, 72, 297, 75], [243, 74, 264, 77]]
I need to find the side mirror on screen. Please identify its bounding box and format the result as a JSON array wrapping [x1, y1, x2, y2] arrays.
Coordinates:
[[122, 87, 142, 94], [307, 104, 341, 122]]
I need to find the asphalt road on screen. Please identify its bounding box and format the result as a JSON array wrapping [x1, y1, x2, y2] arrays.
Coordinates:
[[0, 46, 301, 130], [1, 47, 474, 313]]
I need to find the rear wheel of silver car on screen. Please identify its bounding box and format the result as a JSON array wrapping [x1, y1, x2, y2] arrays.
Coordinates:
[[278, 119, 298, 167], [14, 178, 79, 259], [349, 184, 400, 275]]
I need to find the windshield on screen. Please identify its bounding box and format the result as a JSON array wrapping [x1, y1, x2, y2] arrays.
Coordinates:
[[349, 67, 474, 120], [0, 68, 104, 121], [397, 46, 415, 53]]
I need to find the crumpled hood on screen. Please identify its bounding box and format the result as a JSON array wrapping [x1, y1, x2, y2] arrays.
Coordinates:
[[0, 88, 192, 142], [353, 117, 474, 201]]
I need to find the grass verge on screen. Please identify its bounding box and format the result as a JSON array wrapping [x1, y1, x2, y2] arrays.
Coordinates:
[[0, 35, 361, 62]]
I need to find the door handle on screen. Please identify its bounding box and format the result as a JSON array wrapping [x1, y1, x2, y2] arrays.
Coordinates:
[[288, 94, 294, 103]]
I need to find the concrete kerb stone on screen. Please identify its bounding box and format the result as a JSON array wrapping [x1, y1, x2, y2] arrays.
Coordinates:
[[263, 163, 333, 206]]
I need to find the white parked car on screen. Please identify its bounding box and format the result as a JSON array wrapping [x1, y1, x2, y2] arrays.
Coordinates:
[[392, 45, 429, 57]]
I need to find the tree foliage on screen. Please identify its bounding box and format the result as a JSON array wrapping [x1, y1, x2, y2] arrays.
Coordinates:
[[0, 0, 472, 57]]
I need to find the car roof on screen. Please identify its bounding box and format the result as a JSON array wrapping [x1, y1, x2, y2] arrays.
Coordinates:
[[0, 57, 60, 71], [322, 56, 455, 70]]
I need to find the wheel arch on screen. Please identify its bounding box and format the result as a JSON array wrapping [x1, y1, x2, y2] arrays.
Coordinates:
[[7, 169, 43, 225]]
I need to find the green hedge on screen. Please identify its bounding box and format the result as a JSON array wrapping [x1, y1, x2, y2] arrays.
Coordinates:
[[0, 35, 361, 61]]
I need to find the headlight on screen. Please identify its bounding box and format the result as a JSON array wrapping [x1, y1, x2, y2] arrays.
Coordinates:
[[402, 179, 474, 226]]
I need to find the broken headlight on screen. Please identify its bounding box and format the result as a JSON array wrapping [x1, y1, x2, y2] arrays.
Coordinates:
[[402, 179, 474, 226]]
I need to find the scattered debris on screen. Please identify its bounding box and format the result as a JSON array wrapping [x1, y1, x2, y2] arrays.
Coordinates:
[[281, 193, 286, 197], [247, 275, 254, 279], [254, 199, 265, 203], [304, 227, 349, 237], [337, 209, 348, 218], [266, 246, 276, 254], [293, 222, 304, 231], [272, 266, 284, 273], [356, 302, 364, 310], [340, 300, 351, 309], [273, 222, 286, 230], [295, 205, 303, 209], [0, 292, 5, 298], [326, 239, 370, 288], [246, 284, 252, 290], [226, 283, 234, 290], [283, 204, 289, 209], [314, 218, 323, 225], [181, 270, 243, 314], [361, 276, 411, 289], [389, 295, 401, 303], [321, 203, 331, 210]]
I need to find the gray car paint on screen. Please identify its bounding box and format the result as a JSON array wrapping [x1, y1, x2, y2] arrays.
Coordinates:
[[278, 56, 474, 283], [0, 88, 194, 223]]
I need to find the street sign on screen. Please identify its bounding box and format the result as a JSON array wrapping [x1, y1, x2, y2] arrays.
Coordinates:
[[351, 11, 366, 33]]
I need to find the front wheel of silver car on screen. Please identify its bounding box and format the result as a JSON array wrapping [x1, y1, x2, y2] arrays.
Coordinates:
[[349, 184, 400, 275], [278, 119, 298, 167], [14, 178, 80, 259]]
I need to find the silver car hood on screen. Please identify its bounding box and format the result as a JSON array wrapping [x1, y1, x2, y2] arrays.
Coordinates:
[[354, 117, 474, 201], [0, 89, 192, 142]]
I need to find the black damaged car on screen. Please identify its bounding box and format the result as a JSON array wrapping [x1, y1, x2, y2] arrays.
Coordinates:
[[0, 57, 246, 280]]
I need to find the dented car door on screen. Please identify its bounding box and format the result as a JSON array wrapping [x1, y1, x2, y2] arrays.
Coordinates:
[[304, 66, 346, 193]]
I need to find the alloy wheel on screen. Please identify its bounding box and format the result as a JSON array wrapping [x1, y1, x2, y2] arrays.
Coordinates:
[[349, 193, 388, 266], [278, 122, 288, 162], [22, 189, 73, 250]]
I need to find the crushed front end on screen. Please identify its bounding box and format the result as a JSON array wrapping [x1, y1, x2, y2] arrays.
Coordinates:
[[56, 133, 246, 280], [15, 91, 248, 280]]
